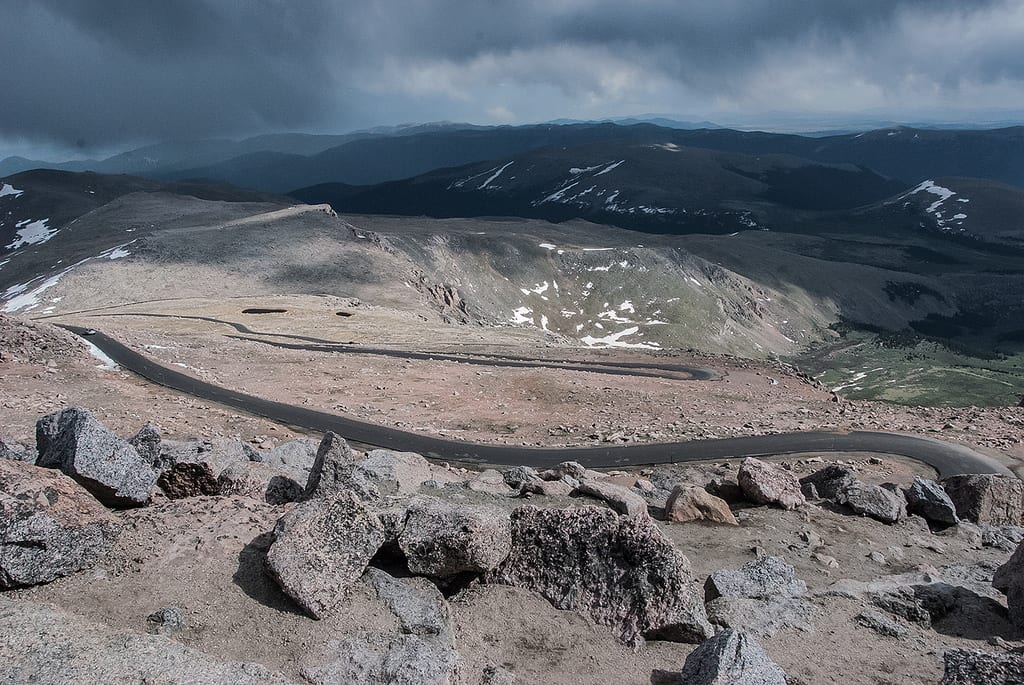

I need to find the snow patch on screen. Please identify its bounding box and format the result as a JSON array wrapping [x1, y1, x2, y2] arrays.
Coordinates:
[[6, 219, 56, 249], [81, 339, 119, 371], [0, 184, 23, 198], [909, 180, 955, 213], [510, 306, 533, 324], [478, 161, 514, 190], [580, 326, 661, 350], [594, 160, 625, 176], [538, 243, 557, 250]]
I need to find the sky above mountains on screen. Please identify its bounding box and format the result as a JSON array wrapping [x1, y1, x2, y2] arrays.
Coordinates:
[[3, 0, 1024, 159]]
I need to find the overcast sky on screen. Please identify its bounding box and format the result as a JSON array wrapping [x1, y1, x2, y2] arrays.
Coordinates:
[[3, 0, 1024, 159]]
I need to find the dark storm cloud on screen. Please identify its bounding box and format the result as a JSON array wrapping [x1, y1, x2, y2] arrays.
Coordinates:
[[1, 0, 1022, 155]]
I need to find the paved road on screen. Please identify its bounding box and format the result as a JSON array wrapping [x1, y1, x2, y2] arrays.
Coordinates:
[[64, 325, 1012, 477]]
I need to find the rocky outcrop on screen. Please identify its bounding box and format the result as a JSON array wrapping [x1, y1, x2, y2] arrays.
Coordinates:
[[254, 439, 319, 474], [35, 407, 159, 507], [738, 458, 804, 510], [485, 505, 712, 648], [993, 540, 1024, 627], [705, 556, 811, 638], [837, 480, 906, 524], [0, 597, 295, 684], [904, 477, 959, 526], [332, 449, 433, 501], [942, 648, 1024, 685], [942, 475, 1024, 526], [266, 491, 386, 619], [665, 484, 738, 525], [0, 459, 120, 588], [679, 629, 787, 685], [521, 479, 573, 497], [539, 461, 586, 481], [398, 497, 512, 577], [575, 479, 649, 518], [128, 423, 162, 466], [501, 465, 539, 489], [216, 461, 304, 505]]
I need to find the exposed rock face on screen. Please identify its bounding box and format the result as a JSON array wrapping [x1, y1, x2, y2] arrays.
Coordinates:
[[501, 465, 539, 489], [799, 465, 856, 501], [838, 480, 907, 524], [942, 648, 1024, 685], [665, 484, 738, 525], [128, 423, 162, 466], [399, 497, 512, 577], [466, 469, 514, 496], [993, 540, 1024, 627], [539, 461, 586, 481], [155, 438, 254, 473], [855, 609, 910, 638], [35, 407, 158, 507], [521, 479, 573, 497], [679, 629, 787, 685], [738, 458, 805, 510], [0, 597, 295, 684], [904, 477, 959, 526], [705, 555, 811, 638], [365, 568, 451, 636], [485, 505, 713, 648], [575, 479, 649, 518], [216, 461, 304, 505], [0, 459, 120, 588], [942, 475, 1024, 526], [266, 491, 386, 619], [303, 432, 361, 499]]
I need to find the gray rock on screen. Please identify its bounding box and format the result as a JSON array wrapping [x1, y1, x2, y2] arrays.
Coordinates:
[[705, 596, 814, 638], [993, 540, 1024, 627], [705, 478, 744, 504], [266, 491, 386, 619], [837, 480, 906, 524], [539, 461, 586, 481], [501, 465, 538, 489], [35, 407, 158, 507], [904, 477, 959, 526], [155, 437, 253, 473], [575, 479, 649, 518], [256, 439, 319, 473], [942, 474, 1024, 526], [480, 665, 516, 685], [665, 484, 738, 525], [129, 423, 162, 467], [0, 437, 32, 462], [301, 635, 458, 685], [706, 555, 807, 601], [146, 607, 184, 635], [365, 568, 450, 636], [335, 449, 433, 501], [217, 461, 304, 505], [521, 478, 573, 497], [799, 464, 856, 501], [942, 648, 1024, 685], [485, 505, 712, 648], [855, 609, 909, 638], [679, 629, 787, 685], [399, 497, 511, 578], [303, 432, 361, 499], [0, 459, 119, 588], [738, 458, 805, 510], [982, 524, 1024, 551], [0, 597, 295, 684], [466, 469, 514, 496]]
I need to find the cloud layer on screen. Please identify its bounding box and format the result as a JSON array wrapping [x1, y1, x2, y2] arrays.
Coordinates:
[[2, 0, 1023, 155]]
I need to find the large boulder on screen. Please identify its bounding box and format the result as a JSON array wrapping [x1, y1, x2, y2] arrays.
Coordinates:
[[942, 475, 1024, 526], [942, 648, 1024, 685], [217, 461, 304, 505], [993, 540, 1024, 627], [705, 556, 811, 638], [365, 568, 451, 636], [679, 629, 787, 685], [0, 597, 295, 684], [266, 491, 386, 619], [738, 458, 804, 510], [837, 480, 906, 524], [301, 635, 459, 685], [0, 459, 120, 588], [255, 439, 319, 473], [398, 497, 512, 578], [154, 438, 253, 498], [334, 449, 433, 501], [0, 437, 33, 462], [304, 432, 362, 499], [575, 479, 649, 518], [35, 407, 158, 507], [904, 477, 959, 526], [665, 484, 738, 525], [799, 464, 856, 501], [485, 505, 713, 648], [128, 423, 162, 467]]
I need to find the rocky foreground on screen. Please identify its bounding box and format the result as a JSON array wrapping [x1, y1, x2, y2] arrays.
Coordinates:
[[3, 407, 1024, 683]]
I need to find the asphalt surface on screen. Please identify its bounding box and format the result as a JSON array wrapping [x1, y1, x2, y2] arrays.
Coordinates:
[[65, 325, 1012, 477]]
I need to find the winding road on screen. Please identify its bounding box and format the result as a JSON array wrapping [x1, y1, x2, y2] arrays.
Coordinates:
[[64, 325, 1012, 478]]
